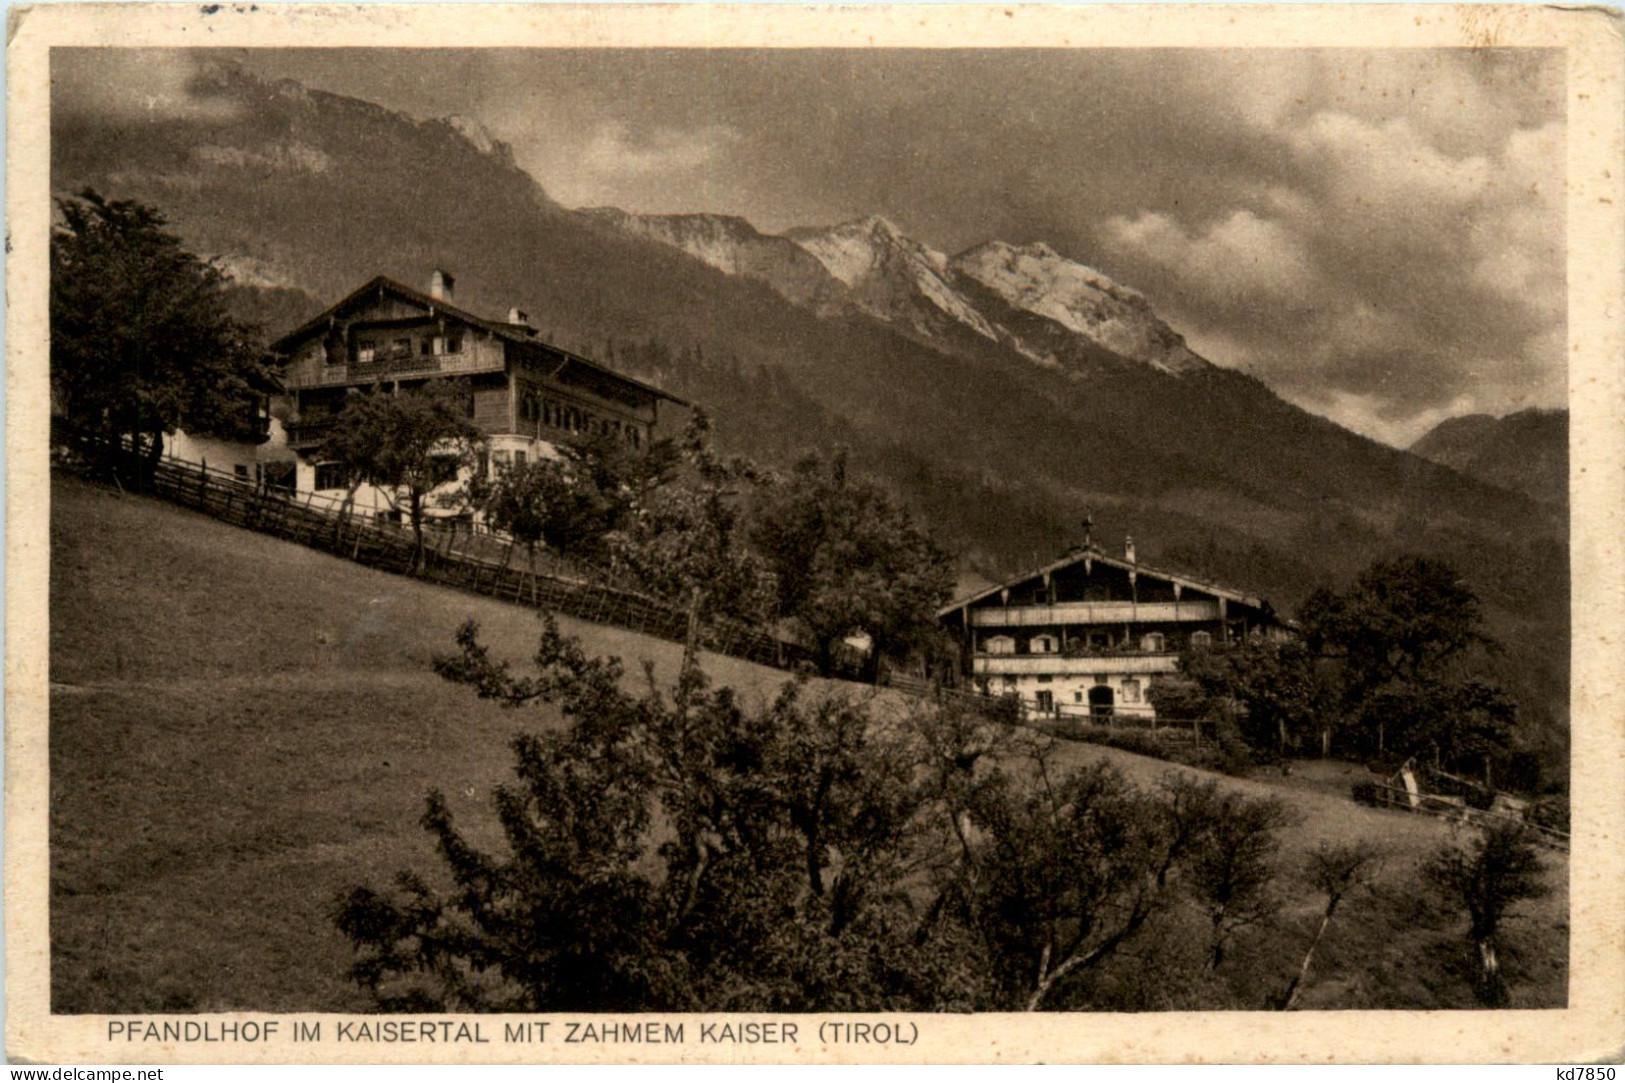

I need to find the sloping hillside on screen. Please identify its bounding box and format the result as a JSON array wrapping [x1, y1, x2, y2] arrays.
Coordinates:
[[49, 473, 1567, 1012], [48, 471, 796, 1012]]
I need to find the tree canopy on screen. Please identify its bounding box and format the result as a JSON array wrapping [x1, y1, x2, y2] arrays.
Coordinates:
[[317, 381, 485, 568], [1426, 822, 1548, 1006], [50, 189, 276, 477], [1177, 637, 1330, 758], [1299, 556, 1487, 695], [1298, 556, 1514, 767], [750, 449, 956, 676]]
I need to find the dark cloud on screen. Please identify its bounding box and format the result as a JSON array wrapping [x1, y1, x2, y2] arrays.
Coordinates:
[[80, 47, 1564, 446], [53, 49, 244, 123]]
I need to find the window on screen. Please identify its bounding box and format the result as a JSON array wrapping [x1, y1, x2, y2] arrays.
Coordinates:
[[313, 462, 347, 491], [393, 338, 412, 358], [422, 335, 463, 356], [357, 340, 376, 364], [628, 426, 641, 449], [428, 454, 460, 487], [1074, 690, 1085, 703], [233, 464, 250, 481], [1036, 674, 1052, 684], [1032, 634, 1059, 654], [1121, 679, 1142, 704], [1140, 632, 1167, 653], [514, 450, 527, 468], [1190, 630, 1213, 650], [446, 336, 463, 355], [984, 635, 1016, 655], [1035, 690, 1054, 712], [521, 393, 540, 423]]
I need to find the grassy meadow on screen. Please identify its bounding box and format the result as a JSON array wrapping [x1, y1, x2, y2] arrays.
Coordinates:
[[48, 471, 1568, 1012]]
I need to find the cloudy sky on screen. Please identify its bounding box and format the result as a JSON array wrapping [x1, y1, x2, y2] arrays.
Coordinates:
[[68, 47, 1567, 446]]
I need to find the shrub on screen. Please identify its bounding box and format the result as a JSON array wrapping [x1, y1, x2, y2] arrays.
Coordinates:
[[1426, 822, 1549, 1006], [1210, 719, 1256, 777]]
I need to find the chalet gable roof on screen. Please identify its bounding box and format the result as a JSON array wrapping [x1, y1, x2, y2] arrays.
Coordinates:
[[940, 544, 1271, 618], [272, 275, 686, 405]]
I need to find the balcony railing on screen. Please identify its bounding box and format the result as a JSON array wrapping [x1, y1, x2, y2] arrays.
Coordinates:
[[284, 417, 340, 448], [974, 653, 1181, 676], [968, 600, 1221, 626], [284, 352, 505, 389]]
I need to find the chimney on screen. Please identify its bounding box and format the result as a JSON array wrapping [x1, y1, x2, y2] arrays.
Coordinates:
[[429, 268, 456, 303], [508, 307, 529, 327], [1125, 536, 1136, 563]]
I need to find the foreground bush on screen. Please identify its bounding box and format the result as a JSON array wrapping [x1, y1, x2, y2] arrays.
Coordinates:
[[334, 618, 1303, 1012]]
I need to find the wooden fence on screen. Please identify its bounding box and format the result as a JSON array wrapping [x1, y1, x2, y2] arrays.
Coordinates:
[[1355, 780, 1569, 852], [66, 439, 809, 671]]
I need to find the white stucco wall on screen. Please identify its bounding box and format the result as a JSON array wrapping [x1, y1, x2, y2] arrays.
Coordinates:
[[989, 671, 1159, 720], [294, 435, 566, 523]]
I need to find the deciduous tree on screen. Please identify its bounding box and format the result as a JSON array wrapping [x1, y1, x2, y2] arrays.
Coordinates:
[[1185, 791, 1292, 969], [750, 449, 955, 678], [1275, 841, 1384, 1010], [50, 189, 276, 483], [606, 411, 778, 628], [1426, 821, 1548, 1006], [336, 617, 987, 1011], [1179, 638, 1328, 758], [1299, 556, 1515, 764], [318, 382, 484, 571]]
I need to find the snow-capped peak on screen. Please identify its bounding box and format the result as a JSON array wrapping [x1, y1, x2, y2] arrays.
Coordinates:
[[955, 240, 1145, 307], [952, 240, 1204, 374], [784, 217, 994, 340]]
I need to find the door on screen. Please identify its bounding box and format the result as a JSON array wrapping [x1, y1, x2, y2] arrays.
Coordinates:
[[1088, 684, 1115, 718]]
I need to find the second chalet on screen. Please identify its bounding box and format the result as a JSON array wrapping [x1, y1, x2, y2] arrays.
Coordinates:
[[271, 269, 684, 513], [938, 536, 1289, 720]]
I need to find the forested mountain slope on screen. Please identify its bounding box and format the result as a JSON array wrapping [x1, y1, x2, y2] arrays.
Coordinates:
[[51, 60, 1569, 749]]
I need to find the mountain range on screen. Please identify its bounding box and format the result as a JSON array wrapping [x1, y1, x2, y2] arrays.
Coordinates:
[[50, 60, 1570, 758], [584, 207, 1209, 379], [1410, 409, 1568, 507]]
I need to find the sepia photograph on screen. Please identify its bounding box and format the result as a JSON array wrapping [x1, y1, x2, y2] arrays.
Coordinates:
[[7, 3, 1623, 1066]]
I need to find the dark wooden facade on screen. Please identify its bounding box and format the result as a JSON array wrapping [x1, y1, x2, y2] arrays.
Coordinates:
[[938, 540, 1287, 718], [271, 274, 684, 487]]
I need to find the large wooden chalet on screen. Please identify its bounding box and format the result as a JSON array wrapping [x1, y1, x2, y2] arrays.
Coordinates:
[[271, 270, 684, 510], [938, 537, 1287, 720]]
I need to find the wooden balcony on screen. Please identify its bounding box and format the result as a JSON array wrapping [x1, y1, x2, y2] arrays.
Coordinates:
[[974, 653, 1181, 677], [284, 352, 505, 390], [968, 600, 1221, 627], [284, 417, 339, 450]]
